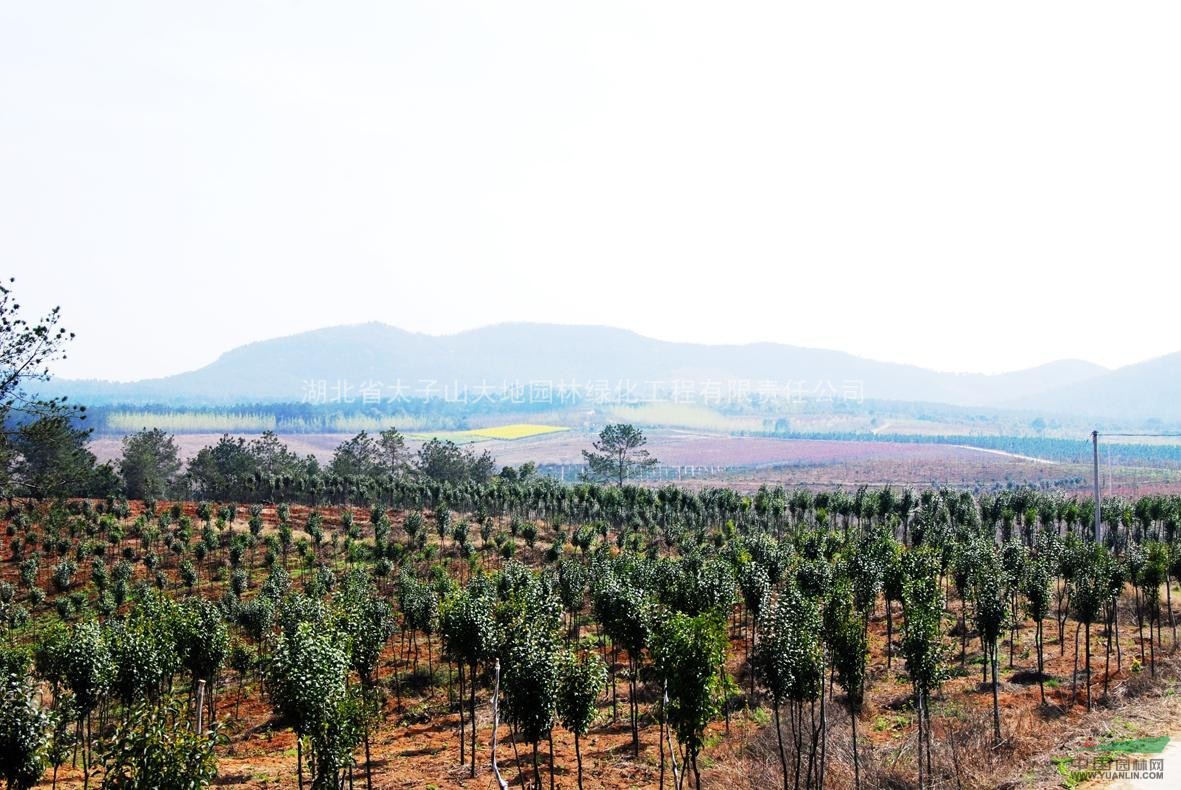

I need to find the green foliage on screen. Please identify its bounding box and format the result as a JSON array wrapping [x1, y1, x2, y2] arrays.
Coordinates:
[[266, 621, 349, 736], [176, 599, 229, 693], [417, 438, 496, 484], [825, 580, 868, 712], [119, 428, 182, 501], [557, 557, 588, 618], [651, 610, 728, 771], [440, 587, 499, 669], [100, 704, 219, 790], [755, 585, 823, 705], [61, 620, 115, 717], [557, 651, 607, 736], [338, 579, 395, 684], [107, 620, 169, 707], [969, 541, 1007, 647], [581, 424, 658, 486], [899, 548, 947, 697], [0, 671, 47, 790], [502, 625, 561, 744], [1022, 554, 1052, 623], [1070, 544, 1112, 627]]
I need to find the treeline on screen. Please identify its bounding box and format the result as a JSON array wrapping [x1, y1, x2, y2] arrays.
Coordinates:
[[740, 430, 1181, 466], [0, 422, 504, 505]]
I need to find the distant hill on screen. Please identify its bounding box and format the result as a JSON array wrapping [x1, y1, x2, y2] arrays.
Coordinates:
[[43, 322, 1123, 414], [1019, 351, 1181, 422]]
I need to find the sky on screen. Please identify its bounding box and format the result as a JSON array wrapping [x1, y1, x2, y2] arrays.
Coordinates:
[[2, 1, 1179, 382]]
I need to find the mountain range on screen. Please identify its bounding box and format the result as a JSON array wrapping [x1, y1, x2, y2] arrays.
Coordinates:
[[42, 322, 1181, 423]]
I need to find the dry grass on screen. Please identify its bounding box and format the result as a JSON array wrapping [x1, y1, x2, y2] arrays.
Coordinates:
[[708, 636, 1181, 789]]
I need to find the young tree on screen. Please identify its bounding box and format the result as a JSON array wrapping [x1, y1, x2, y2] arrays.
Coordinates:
[[119, 428, 182, 501], [970, 541, 1007, 746], [826, 580, 868, 789], [100, 702, 220, 789], [266, 621, 349, 790], [738, 560, 771, 698], [107, 620, 169, 712], [440, 587, 499, 777], [556, 651, 607, 790], [1140, 541, 1168, 676], [651, 611, 728, 790], [502, 626, 561, 790], [0, 671, 48, 790], [899, 549, 946, 790], [756, 585, 824, 790], [338, 579, 395, 790], [1070, 545, 1111, 711], [1022, 552, 1052, 704], [60, 620, 114, 790], [598, 581, 651, 757], [556, 558, 588, 639], [176, 600, 229, 724], [581, 424, 658, 487]]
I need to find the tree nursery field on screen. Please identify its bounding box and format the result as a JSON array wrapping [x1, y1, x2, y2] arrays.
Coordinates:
[[5, 483, 1181, 789]]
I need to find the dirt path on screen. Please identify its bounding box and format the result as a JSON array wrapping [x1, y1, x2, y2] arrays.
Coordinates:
[[954, 443, 1061, 465]]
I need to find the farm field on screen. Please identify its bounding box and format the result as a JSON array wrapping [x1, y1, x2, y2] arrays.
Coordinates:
[[88, 429, 1181, 496], [5, 487, 1181, 790]]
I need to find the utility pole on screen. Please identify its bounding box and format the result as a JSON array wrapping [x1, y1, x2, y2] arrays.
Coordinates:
[[1092, 430, 1102, 543]]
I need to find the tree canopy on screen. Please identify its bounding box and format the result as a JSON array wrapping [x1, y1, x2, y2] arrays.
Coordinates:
[[581, 424, 658, 486]]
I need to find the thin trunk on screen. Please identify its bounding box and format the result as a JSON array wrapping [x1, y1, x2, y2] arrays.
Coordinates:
[[1169, 570, 1178, 646], [1037, 618, 1046, 704], [1104, 605, 1113, 700], [82, 715, 90, 790], [773, 704, 788, 790], [916, 693, 924, 790], [470, 662, 478, 777], [1070, 621, 1080, 706], [363, 679, 373, 790], [548, 730, 555, 790], [458, 664, 466, 766], [1086, 621, 1093, 711], [574, 732, 584, 790], [851, 707, 860, 790], [491, 659, 509, 790], [664, 686, 681, 790], [1115, 597, 1123, 671], [990, 644, 1001, 746]]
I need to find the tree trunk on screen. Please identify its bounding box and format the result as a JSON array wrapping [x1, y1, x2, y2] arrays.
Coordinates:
[[990, 644, 1001, 746], [1086, 621, 1093, 711], [470, 662, 478, 777], [575, 731, 584, 790], [297, 735, 304, 790], [773, 704, 788, 790], [1037, 618, 1045, 704], [458, 664, 466, 766], [548, 730, 555, 790], [851, 707, 860, 790]]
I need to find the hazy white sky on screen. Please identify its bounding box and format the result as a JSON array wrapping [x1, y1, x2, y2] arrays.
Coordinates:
[[3, 1, 1179, 382]]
